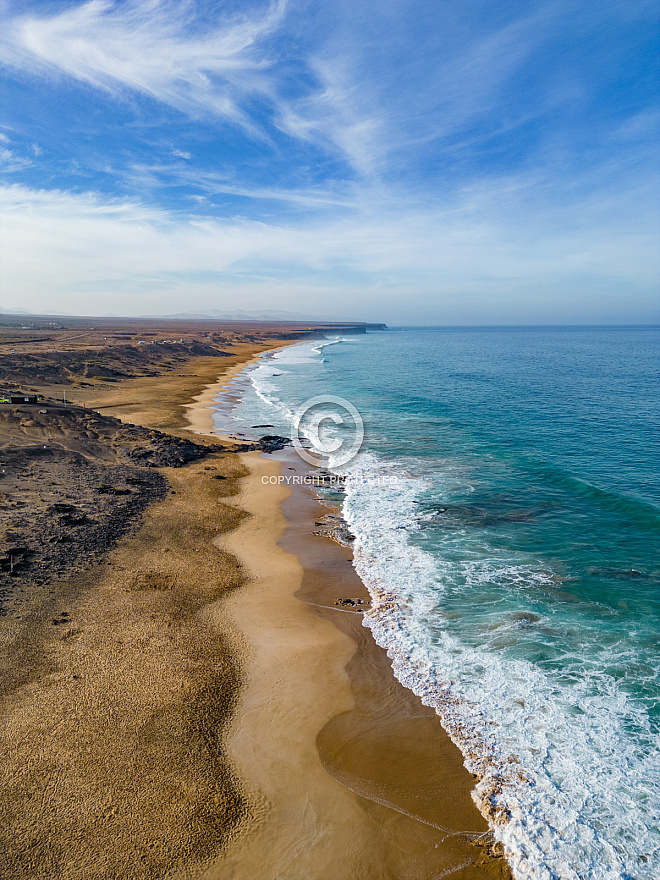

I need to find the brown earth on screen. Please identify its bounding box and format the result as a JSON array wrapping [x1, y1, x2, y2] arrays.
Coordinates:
[[0, 321, 302, 879]]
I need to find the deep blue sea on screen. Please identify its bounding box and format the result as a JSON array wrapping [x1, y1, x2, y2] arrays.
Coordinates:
[[213, 327, 660, 880]]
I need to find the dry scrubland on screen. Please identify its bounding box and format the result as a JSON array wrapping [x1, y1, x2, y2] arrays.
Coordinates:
[[0, 317, 312, 879]]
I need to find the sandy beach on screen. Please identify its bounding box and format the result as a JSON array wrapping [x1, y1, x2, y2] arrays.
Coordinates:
[[6, 5, 655, 875], [0, 325, 509, 878], [183, 356, 511, 879]]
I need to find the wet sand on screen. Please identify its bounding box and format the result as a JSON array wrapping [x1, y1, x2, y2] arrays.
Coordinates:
[[204, 452, 385, 878], [280, 455, 510, 878]]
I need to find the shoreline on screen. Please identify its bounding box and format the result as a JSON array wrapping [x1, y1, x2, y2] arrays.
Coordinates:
[[184, 351, 390, 876], [186, 355, 511, 878], [206, 452, 388, 878], [282, 458, 509, 877], [184, 348, 281, 438]]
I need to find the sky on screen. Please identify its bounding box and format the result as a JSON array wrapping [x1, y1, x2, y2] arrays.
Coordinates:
[[0, 0, 658, 325]]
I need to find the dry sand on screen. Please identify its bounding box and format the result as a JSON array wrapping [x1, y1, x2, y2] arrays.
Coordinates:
[[0, 448, 250, 880], [87, 342, 284, 435], [202, 452, 390, 879], [183, 351, 273, 439]]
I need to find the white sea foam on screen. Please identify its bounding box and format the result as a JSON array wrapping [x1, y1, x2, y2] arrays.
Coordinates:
[[214, 338, 342, 433], [310, 336, 349, 356], [339, 453, 660, 880], [243, 337, 349, 436]]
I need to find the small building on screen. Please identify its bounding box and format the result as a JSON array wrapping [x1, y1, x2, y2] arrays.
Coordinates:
[[10, 394, 39, 405]]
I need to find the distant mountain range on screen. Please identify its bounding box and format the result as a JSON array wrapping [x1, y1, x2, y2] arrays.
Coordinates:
[[0, 306, 69, 316], [0, 306, 33, 315], [136, 308, 360, 322]]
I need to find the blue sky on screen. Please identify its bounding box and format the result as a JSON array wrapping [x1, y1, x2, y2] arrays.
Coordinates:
[[0, 0, 658, 323]]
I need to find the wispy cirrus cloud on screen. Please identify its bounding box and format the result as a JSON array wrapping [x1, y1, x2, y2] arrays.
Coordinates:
[[0, 0, 286, 133], [2, 0, 651, 185], [0, 0, 390, 175], [0, 0, 556, 178], [0, 133, 33, 172], [122, 161, 358, 209]]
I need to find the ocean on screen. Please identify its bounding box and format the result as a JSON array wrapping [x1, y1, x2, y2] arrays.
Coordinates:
[[212, 326, 660, 880]]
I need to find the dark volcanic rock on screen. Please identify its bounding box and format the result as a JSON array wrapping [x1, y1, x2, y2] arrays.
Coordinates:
[[253, 435, 291, 453], [0, 405, 224, 469], [0, 441, 166, 616], [122, 431, 223, 467], [0, 341, 231, 388], [313, 512, 355, 545], [334, 597, 368, 612]]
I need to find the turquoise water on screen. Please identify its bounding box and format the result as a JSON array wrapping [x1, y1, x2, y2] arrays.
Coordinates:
[[213, 327, 660, 880]]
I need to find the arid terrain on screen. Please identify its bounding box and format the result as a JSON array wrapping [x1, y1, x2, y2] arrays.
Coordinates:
[[0, 316, 331, 879]]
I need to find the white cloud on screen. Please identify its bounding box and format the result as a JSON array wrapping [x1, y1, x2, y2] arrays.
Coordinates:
[[1, 181, 656, 323], [270, 3, 558, 177], [2, 0, 642, 187], [0, 0, 549, 177], [125, 162, 357, 209], [0, 134, 32, 172], [0, 3, 656, 322], [275, 52, 386, 177], [1, 0, 286, 134]]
